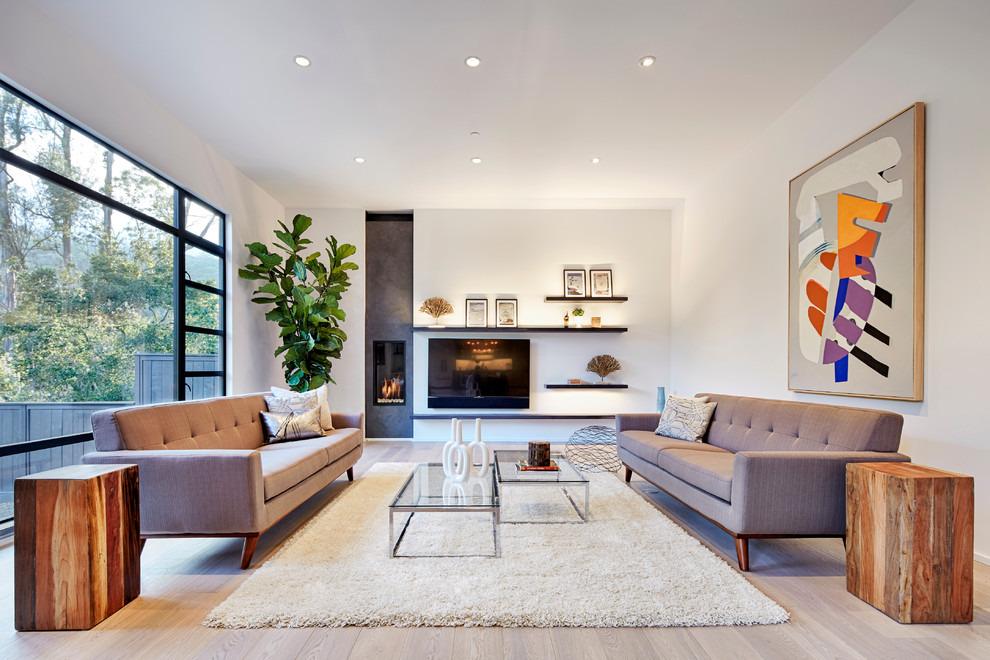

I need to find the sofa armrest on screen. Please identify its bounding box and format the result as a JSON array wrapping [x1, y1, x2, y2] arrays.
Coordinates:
[[730, 450, 911, 535], [83, 449, 265, 535], [331, 412, 364, 432], [615, 414, 660, 434]]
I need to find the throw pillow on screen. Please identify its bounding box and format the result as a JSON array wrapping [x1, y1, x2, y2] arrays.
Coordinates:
[[271, 384, 334, 431], [655, 396, 717, 442], [265, 391, 317, 414], [260, 406, 323, 443]]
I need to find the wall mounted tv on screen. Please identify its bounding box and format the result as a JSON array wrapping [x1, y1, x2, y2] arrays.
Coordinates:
[[427, 338, 530, 409]]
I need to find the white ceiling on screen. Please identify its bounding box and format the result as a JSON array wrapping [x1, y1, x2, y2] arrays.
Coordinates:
[[32, 0, 913, 210]]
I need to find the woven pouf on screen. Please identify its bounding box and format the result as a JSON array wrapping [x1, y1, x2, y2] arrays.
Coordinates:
[[564, 425, 622, 473]]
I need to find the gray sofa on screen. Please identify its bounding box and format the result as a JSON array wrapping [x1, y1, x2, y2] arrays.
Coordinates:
[[617, 393, 909, 570], [82, 393, 363, 569]]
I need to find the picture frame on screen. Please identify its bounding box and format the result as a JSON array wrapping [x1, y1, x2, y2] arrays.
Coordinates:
[[495, 298, 518, 328], [788, 103, 924, 401], [563, 269, 586, 297], [465, 298, 488, 327], [589, 269, 613, 298]]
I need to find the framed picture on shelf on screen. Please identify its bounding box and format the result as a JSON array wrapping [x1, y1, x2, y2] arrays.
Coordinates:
[[589, 269, 613, 297], [465, 298, 488, 327], [495, 298, 518, 327], [563, 269, 586, 297]]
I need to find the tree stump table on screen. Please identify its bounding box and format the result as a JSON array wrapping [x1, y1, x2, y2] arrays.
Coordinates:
[[846, 462, 973, 624], [15, 464, 141, 631]]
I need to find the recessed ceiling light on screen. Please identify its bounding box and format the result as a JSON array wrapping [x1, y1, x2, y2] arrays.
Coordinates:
[[471, 157, 482, 164], [465, 56, 481, 68], [591, 157, 600, 164], [639, 55, 656, 67], [354, 157, 366, 164], [294, 55, 312, 67]]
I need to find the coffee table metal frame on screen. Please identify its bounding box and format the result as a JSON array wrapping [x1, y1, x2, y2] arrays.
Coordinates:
[[388, 462, 501, 558], [493, 450, 590, 523]]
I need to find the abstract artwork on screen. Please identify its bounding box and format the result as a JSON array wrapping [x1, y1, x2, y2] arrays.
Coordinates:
[[788, 103, 924, 401]]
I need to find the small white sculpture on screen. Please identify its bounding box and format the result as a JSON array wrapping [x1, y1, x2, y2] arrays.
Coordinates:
[[443, 418, 489, 481], [442, 418, 470, 482], [466, 418, 490, 478]]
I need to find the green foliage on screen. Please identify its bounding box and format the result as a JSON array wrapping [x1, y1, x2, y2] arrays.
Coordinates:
[[238, 214, 357, 392]]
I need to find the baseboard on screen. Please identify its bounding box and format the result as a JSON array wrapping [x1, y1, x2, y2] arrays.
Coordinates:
[[975, 550, 990, 566]]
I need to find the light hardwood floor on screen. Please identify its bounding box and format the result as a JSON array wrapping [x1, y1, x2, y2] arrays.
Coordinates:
[[2, 440, 987, 659]]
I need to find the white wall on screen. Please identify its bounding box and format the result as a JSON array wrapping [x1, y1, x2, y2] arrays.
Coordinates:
[[284, 208, 366, 415], [0, 2, 285, 394], [413, 209, 671, 441], [672, 0, 990, 561]]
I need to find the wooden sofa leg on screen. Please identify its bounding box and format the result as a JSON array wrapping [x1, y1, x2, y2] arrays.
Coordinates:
[[734, 537, 750, 571], [624, 466, 632, 483], [240, 535, 260, 570], [347, 467, 354, 482]]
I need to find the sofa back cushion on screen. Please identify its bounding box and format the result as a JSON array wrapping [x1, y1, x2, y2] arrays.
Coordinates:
[[108, 394, 267, 451], [697, 393, 903, 453]]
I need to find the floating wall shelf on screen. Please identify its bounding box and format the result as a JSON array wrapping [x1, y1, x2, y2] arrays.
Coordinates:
[[544, 296, 628, 302], [412, 326, 628, 333], [544, 383, 628, 389]]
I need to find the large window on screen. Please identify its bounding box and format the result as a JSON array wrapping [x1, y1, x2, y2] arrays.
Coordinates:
[[0, 81, 226, 417]]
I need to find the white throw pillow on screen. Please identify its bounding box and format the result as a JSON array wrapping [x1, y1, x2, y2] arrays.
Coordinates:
[[265, 391, 317, 414], [655, 395, 717, 442], [271, 384, 334, 431]]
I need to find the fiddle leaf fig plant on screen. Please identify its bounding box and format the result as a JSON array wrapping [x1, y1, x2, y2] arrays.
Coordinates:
[[238, 213, 358, 392]]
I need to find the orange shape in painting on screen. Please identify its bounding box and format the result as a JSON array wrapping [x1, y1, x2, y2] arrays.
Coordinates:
[[820, 252, 837, 270], [806, 279, 829, 313], [837, 194, 890, 278], [808, 307, 825, 336]]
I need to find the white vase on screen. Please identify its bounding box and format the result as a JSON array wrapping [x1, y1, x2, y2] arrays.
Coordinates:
[[466, 418, 490, 478], [442, 418, 469, 481]]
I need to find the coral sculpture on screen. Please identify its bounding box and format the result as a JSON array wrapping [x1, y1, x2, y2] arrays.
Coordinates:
[[586, 354, 621, 381], [420, 297, 454, 324]]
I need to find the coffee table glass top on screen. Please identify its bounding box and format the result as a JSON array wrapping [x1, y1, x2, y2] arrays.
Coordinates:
[[389, 463, 498, 510], [493, 450, 588, 484]]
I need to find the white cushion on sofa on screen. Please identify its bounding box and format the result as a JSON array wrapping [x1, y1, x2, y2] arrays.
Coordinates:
[[271, 384, 334, 431], [656, 395, 717, 442]]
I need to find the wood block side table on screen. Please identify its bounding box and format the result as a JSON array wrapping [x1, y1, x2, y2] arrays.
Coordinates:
[[846, 462, 973, 624], [15, 464, 140, 631]]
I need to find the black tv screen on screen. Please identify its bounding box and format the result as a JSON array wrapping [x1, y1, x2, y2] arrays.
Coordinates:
[[428, 338, 530, 409]]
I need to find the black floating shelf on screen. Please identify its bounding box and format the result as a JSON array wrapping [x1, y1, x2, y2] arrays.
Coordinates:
[[411, 413, 616, 420], [545, 383, 629, 389], [412, 326, 627, 333], [544, 296, 628, 302]]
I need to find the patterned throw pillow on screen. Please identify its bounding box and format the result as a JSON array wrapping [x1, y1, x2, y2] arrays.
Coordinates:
[[259, 406, 323, 443], [265, 391, 317, 415], [271, 384, 334, 431], [655, 395, 717, 442]]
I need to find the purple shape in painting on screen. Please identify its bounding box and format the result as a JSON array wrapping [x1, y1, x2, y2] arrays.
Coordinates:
[[823, 339, 848, 365], [834, 315, 864, 344], [856, 256, 878, 284], [844, 280, 874, 321]]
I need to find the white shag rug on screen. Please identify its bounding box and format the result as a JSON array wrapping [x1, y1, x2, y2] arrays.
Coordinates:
[[204, 463, 789, 628]]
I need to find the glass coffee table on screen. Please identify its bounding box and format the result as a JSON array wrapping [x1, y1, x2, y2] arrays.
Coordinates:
[[493, 450, 590, 523], [388, 463, 500, 558]]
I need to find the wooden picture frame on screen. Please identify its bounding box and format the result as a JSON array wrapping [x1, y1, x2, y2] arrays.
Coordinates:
[[465, 298, 488, 327], [563, 269, 586, 297], [495, 298, 517, 327], [788, 102, 924, 401], [589, 269, 613, 298]]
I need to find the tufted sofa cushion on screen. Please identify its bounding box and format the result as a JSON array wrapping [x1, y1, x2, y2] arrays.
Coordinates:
[[696, 393, 904, 453], [110, 394, 267, 450]]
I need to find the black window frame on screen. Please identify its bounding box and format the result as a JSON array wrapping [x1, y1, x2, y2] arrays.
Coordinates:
[[0, 79, 227, 405]]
